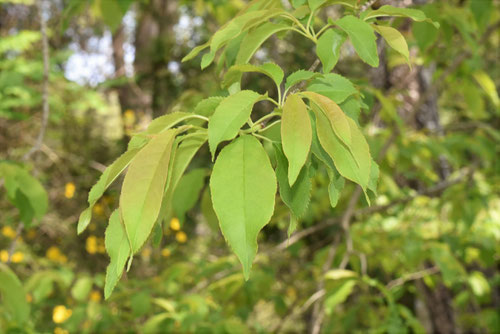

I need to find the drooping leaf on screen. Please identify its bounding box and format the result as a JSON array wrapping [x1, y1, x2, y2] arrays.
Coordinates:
[[0, 263, 30, 324], [201, 187, 219, 232], [313, 106, 371, 191], [302, 91, 352, 146], [172, 168, 206, 223], [144, 112, 198, 135], [208, 90, 264, 157], [307, 73, 358, 104], [78, 148, 140, 234], [120, 129, 176, 253], [104, 210, 131, 299], [316, 29, 346, 73], [284, 70, 318, 92], [274, 144, 311, 219], [281, 94, 312, 185], [372, 25, 409, 63], [235, 22, 290, 65], [223, 63, 284, 90], [210, 135, 277, 279], [334, 15, 379, 67], [361, 5, 439, 28]]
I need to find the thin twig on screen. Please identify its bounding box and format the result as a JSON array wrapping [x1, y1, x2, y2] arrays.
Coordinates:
[[23, 0, 50, 161], [386, 266, 440, 290]]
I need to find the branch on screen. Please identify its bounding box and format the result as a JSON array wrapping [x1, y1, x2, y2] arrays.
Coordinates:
[[386, 266, 440, 290], [23, 0, 50, 161]]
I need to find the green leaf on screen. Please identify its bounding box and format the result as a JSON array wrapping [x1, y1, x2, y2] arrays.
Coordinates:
[[368, 159, 379, 195], [172, 168, 206, 223], [78, 148, 140, 234], [71, 276, 92, 302], [324, 280, 357, 315], [373, 25, 409, 63], [210, 135, 277, 279], [307, 73, 358, 104], [120, 129, 176, 253], [285, 70, 318, 92], [474, 71, 499, 107], [201, 187, 219, 232], [313, 106, 371, 191], [0, 162, 48, 226], [157, 134, 207, 225], [222, 63, 284, 90], [339, 97, 362, 125], [308, 0, 326, 11], [328, 173, 345, 208], [413, 20, 439, 51], [281, 94, 312, 185], [0, 263, 30, 324], [208, 90, 264, 157], [470, 0, 492, 30], [316, 29, 346, 73], [144, 112, 197, 135], [104, 210, 131, 299], [274, 144, 311, 219], [361, 5, 439, 28], [302, 91, 352, 146], [235, 22, 290, 65], [334, 15, 379, 67]]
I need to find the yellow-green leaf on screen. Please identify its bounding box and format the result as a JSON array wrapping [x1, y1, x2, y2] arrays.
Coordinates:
[[210, 135, 276, 279], [120, 129, 176, 253], [281, 94, 312, 185], [373, 25, 409, 63]]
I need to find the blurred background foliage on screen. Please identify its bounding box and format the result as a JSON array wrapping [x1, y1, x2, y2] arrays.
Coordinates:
[[0, 0, 499, 333]]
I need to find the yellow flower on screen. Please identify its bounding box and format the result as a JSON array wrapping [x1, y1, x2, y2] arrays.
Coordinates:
[[124, 109, 136, 125], [86, 236, 98, 254], [89, 290, 101, 303], [0, 250, 9, 263], [26, 294, 32, 303], [175, 231, 187, 243], [64, 182, 75, 199], [92, 203, 104, 216], [170, 217, 181, 231], [52, 305, 72, 324], [11, 251, 24, 263], [161, 248, 171, 257], [54, 327, 69, 334], [46, 246, 67, 263], [141, 247, 152, 260], [2, 226, 16, 239]]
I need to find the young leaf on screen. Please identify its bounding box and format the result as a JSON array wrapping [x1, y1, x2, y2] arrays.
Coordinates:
[[316, 29, 346, 73], [274, 144, 312, 218], [307, 73, 357, 104], [281, 94, 312, 185], [78, 148, 140, 234], [208, 90, 264, 157], [104, 210, 131, 299], [120, 129, 176, 253], [313, 106, 371, 190], [210, 135, 277, 280], [334, 15, 379, 67], [285, 70, 318, 92], [0, 263, 30, 324], [372, 25, 409, 63], [222, 63, 284, 90], [144, 112, 197, 135], [301, 91, 352, 146], [235, 22, 290, 65]]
